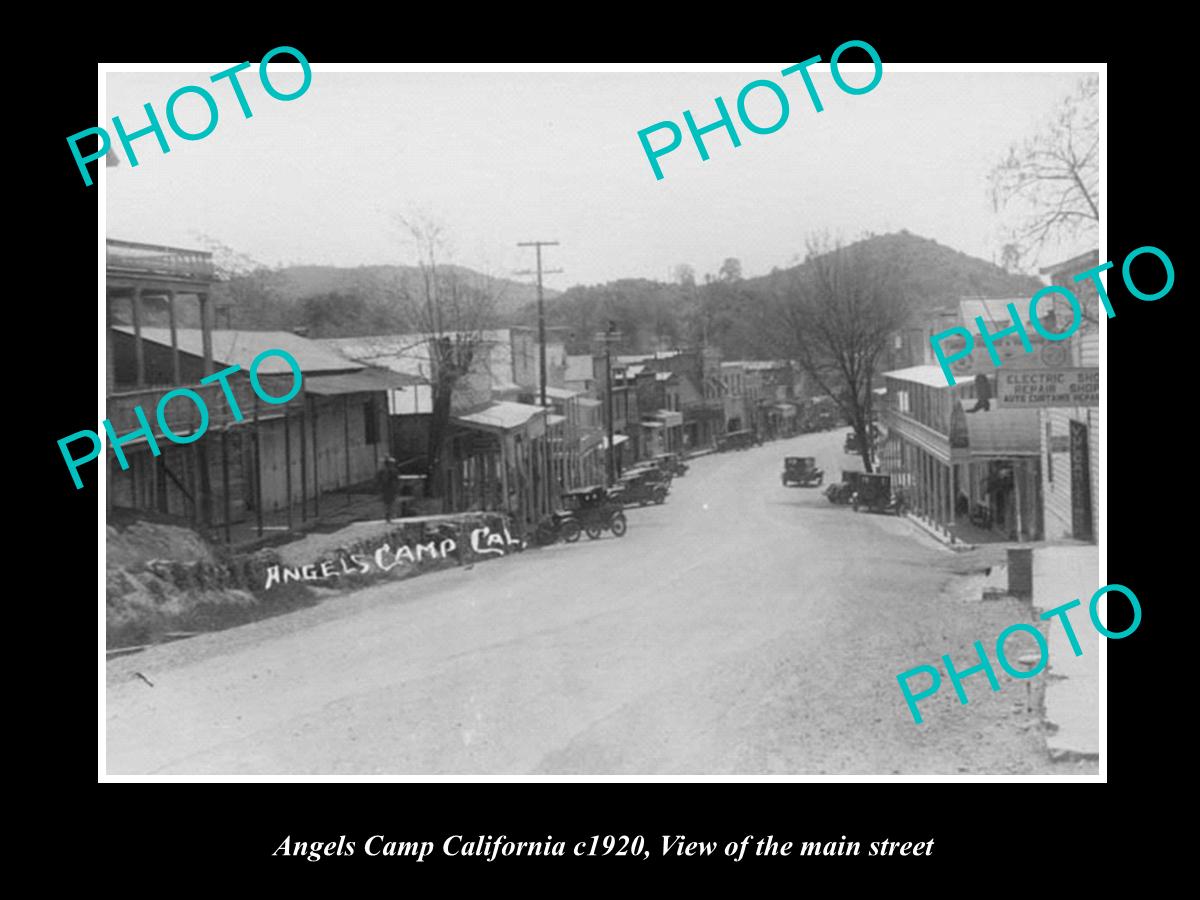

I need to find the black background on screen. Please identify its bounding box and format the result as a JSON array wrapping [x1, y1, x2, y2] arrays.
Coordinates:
[[30, 13, 1177, 885]]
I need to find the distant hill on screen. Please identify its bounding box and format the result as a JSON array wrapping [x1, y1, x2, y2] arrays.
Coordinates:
[[272, 265, 553, 316], [747, 230, 1045, 312], [508, 231, 1046, 357], [184, 264, 557, 337]]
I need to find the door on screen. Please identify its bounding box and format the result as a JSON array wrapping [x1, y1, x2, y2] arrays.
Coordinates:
[[1069, 420, 1094, 541]]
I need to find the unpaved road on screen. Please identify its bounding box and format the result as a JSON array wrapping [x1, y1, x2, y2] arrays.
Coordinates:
[[106, 430, 1072, 775]]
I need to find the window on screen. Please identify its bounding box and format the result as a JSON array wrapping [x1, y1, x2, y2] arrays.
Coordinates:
[[364, 400, 380, 445]]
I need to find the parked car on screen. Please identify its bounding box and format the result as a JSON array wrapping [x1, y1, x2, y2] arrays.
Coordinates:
[[651, 452, 689, 478], [534, 507, 582, 545], [782, 456, 824, 487], [850, 473, 907, 515], [615, 467, 670, 506], [824, 470, 864, 505], [537, 485, 627, 543]]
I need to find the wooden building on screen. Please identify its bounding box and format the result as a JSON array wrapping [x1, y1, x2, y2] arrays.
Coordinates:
[[108, 319, 406, 540]]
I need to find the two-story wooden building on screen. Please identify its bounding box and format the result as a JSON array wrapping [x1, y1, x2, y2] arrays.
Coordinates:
[[105, 241, 410, 540], [880, 363, 1043, 542]]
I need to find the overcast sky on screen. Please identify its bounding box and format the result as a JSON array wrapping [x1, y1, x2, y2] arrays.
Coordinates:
[[105, 68, 1095, 289]]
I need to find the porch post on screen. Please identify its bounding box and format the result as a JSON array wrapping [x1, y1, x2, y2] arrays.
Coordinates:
[[167, 290, 180, 384], [131, 287, 145, 387]]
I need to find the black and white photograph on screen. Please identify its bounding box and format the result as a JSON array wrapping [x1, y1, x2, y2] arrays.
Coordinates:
[[95, 60, 1106, 778]]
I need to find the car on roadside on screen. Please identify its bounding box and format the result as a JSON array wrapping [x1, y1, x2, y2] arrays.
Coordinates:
[[782, 456, 824, 487], [651, 452, 689, 478], [614, 467, 670, 506]]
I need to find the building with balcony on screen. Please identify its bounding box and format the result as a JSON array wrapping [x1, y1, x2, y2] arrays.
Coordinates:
[[880, 364, 1042, 543]]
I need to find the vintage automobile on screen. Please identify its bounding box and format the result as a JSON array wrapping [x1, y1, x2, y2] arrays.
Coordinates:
[[824, 470, 864, 505], [716, 429, 756, 452], [651, 452, 689, 478], [537, 486, 628, 544], [850, 472, 907, 515], [615, 467, 670, 506], [781, 456, 824, 487]]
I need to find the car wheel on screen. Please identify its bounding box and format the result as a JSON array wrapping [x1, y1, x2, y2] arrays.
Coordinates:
[[816, 474, 824, 486], [563, 520, 582, 543], [610, 513, 628, 537], [535, 523, 555, 545], [654, 490, 666, 505], [585, 525, 602, 540]]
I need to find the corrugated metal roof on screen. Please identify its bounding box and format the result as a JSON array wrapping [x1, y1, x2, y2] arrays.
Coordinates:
[[964, 408, 1041, 456], [453, 401, 546, 431], [114, 327, 361, 374], [320, 333, 520, 393], [305, 368, 420, 395]]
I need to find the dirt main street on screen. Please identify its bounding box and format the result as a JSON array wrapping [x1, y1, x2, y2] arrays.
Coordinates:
[[106, 430, 1084, 776]]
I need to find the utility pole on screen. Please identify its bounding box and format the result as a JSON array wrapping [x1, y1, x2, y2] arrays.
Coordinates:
[[516, 241, 562, 409], [597, 323, 623, 487]]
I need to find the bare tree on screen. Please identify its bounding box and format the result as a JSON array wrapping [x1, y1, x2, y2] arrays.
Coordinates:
[[394, 213, 502, 501], [770, 236, 909, 473], [989, 76, 1099, 274]]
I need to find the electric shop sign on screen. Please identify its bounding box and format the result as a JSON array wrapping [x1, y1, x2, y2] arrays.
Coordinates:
[[994, 368, 1098, 408], [57, 349, 302, 490]]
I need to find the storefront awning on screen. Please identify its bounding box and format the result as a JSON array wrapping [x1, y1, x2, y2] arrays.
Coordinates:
[[601, 435, 630, 449], [453, 401, 547, 435]]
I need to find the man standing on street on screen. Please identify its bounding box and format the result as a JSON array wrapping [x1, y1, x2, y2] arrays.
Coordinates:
[[377, 456, 401, 523]]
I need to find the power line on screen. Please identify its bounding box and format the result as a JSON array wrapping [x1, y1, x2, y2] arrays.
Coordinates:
[[516, 240, 563, 409]]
